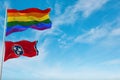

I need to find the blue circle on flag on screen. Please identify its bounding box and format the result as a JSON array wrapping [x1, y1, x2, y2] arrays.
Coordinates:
[[12, 45, 24, 56]]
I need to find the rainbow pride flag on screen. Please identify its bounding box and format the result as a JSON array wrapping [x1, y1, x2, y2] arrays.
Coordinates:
[[6, 8, 52, 36]]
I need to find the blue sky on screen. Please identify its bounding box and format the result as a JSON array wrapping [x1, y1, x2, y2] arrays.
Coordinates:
[[0, 0, 120, 80]]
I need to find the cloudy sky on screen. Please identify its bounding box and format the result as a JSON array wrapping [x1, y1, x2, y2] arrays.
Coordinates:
[[0, 0, 120, 80]]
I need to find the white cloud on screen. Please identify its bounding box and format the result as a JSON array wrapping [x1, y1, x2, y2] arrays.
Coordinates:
[[74, 0, 108, 17], [75, 17, 120, 44], [75, 27, 108, 43], [58, 33, 75, 48], [102, 59, 120, 65], [110, 28, 120, 36], [37, 38, 50, 61], [53, 0, 108, 28]]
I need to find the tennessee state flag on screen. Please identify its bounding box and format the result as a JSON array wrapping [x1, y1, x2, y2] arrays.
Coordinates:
[[4, 40, 38, 62]]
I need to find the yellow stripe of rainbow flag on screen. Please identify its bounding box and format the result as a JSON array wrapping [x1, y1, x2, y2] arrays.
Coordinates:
[[7, 15, 49, 22]]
